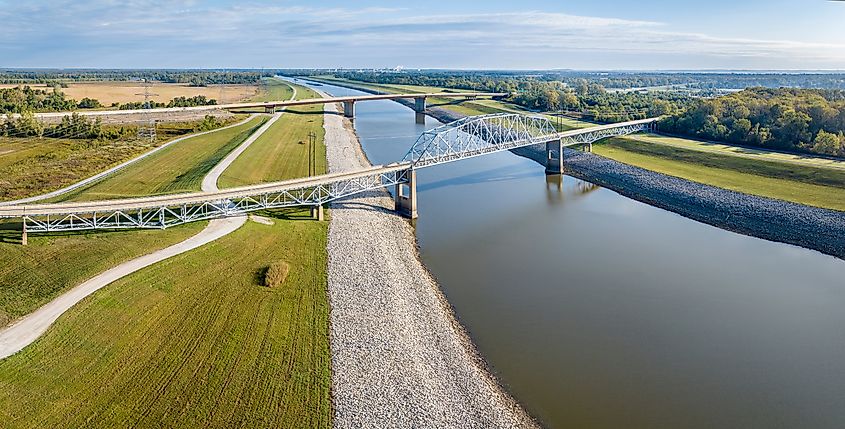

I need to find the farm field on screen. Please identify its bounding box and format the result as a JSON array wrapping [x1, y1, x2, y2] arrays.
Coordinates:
[[57, 115, 268, 201], [218, 83, 327, 188], [0, 82, 259, 105], [0, 216, 331, 428]]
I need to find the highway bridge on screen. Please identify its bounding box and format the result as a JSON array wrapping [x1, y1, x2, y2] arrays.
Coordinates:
[[1, 114, 658, 235], [5, 92, 508, 122]]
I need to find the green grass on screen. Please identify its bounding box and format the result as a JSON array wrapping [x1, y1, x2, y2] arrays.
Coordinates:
[[0, 119, 244, 202], [0, 214, 331, 428], [594, 138, 845, 211], [58, 116, 268, 201], [218, 85, 327, 188], [0, 221, 205, 328]]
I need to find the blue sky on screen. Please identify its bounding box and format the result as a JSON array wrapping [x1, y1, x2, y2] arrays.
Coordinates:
[[1, 0, 844, 70]]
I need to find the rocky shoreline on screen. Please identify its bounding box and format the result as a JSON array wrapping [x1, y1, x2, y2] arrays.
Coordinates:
[[321, 100, 538, 428], [422, 106, 845, 260]]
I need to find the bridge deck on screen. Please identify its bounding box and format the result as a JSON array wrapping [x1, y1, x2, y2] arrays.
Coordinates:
[[10, 92, 507, 120], [0, 163, 411, 218], [4, 116, 659, 231]]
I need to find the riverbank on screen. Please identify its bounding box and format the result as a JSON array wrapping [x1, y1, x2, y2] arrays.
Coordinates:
[[322, 100, 537, 427], [423, 106, 845, 260]]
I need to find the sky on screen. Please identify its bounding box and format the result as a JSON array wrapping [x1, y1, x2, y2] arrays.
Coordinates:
[[1, 0, 844, 70]]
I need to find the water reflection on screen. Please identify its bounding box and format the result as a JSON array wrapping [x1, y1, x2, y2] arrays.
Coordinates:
[[301, 78, 845, 429]]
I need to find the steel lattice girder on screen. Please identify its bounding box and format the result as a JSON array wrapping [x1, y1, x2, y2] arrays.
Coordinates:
[[403, 113, 656, 167], [560, 123, 649, 146], [403, 113, 558, 167], [22, 169, 411, 232]]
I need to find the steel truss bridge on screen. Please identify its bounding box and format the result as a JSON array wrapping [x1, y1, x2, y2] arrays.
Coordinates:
[[1, 114, 658, 233]]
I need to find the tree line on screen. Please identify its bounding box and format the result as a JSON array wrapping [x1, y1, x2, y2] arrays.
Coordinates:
[[0, 70, 274, 86], [317, 71, 691, 122], [660, 88, 845, 157], [1, 86, 216, 114]]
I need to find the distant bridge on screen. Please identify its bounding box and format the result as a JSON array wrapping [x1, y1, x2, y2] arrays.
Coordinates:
[[1, 114, 658, 236], [8, 92, 507, 123]]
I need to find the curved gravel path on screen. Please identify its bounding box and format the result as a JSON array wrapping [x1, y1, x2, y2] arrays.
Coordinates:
[[322, 100, 537, 427], [0, 92, 302, 358]]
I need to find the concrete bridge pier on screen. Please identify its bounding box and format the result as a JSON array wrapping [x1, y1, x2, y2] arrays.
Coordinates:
[[264, 105, 276, 114], [395, 169, 418, 219], [343, 101, 355, 118], [21, 220, 27, 246], [414, 97, 427, 124], [545, 138, 564, 174], [311, 205, 324, 221]]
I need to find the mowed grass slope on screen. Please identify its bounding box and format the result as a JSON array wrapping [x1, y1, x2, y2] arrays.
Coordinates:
[[0, 120, 241, 202], [594, 138, 845, 211], [59, 115, 268, 201], [1, 116, 265, 327], [218, 85, 326, 188], [0, 216, 330, 428], [0, 221, 205, 328]]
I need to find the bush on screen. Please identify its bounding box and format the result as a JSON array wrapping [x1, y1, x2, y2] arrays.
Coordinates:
[[264, 261, 290, 288]]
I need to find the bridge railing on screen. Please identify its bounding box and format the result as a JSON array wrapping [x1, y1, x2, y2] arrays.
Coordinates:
[[15, 166, 412, 232]]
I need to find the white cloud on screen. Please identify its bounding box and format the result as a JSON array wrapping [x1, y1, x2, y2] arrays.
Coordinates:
[[1, 1, 844, 69]]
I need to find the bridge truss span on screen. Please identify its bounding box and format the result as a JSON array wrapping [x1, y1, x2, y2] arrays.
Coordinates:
[[558, 119, 656, 147], [403, 113, 558, 167], [7, 113, 660, 235], [13, 165, 412, 232]]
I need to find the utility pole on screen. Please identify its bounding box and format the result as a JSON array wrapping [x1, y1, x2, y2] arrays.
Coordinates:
[[136, 78, 159, 143], [308, 131, 317, 177]]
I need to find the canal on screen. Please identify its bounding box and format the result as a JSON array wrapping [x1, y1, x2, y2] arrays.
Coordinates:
[[299, 79, 845, 429]]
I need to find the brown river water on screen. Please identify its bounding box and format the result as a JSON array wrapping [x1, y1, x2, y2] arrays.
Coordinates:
[[304, 79, 845, 429]]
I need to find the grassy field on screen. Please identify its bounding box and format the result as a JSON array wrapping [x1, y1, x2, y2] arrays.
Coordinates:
[[594, 138, 845, 211], [218, 84, 327, 188], [0, 77, 333, 427], [0, 82, 259, 106], [57, 116, 268, 201], [0, 118, 244, 202], [0, 221, 205, 328], [0, 215, 331, 428]]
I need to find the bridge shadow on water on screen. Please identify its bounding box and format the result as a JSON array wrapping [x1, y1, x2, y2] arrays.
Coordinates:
[[416, 164, 540, 193]]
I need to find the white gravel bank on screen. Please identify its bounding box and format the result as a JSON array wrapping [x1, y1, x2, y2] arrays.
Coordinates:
[[322, 101, 537, 428]]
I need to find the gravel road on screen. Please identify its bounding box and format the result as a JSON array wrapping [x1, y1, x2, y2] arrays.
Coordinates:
[[322, 100, 537, 428]]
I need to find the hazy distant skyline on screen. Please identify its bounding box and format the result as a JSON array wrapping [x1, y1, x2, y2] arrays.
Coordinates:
[[2, 0, 844, 70]]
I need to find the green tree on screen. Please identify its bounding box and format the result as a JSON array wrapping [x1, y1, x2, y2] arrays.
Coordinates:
[[812, 130, 841, 156]]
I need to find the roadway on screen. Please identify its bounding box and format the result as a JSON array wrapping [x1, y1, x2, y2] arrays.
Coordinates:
[[0, 92, 508, 120]]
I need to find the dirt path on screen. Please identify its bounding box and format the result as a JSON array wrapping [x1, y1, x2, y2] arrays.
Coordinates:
[[0, 86, 299, 359]]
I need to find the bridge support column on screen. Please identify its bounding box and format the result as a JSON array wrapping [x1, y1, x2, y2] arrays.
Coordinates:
[[311, 205, 324, 221], [343, 100, 355, 118], [414, 97, 426, 124], [395, 170, 418, 219], [264, 105, 276, 114], [545, 139, 564, 174], [21, 219, 27, 246]]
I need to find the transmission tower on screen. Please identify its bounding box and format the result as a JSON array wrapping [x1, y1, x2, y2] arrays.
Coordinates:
[[135, 78, 160, 143]]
